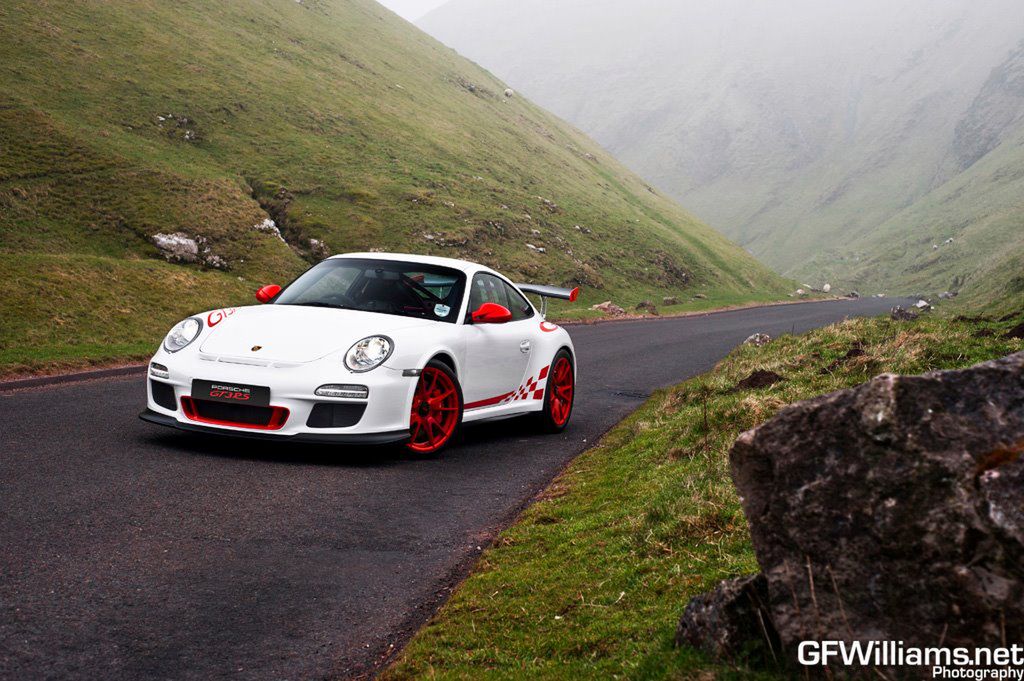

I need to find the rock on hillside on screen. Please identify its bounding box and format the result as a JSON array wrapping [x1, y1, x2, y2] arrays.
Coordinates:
[[679, 351, 1024, 674]]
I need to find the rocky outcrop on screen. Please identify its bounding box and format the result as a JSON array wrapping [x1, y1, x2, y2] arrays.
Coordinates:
[[890, 305, 918, 321], [253, 218, 285, 242], [679, 352, 1024, 675], [591, 301, 626, 316], [635, 300, 659, 315], [951, 44, 1024, 172], [743, 333, 771, 347], [675, 574, 777, 664], [152, 232, 199, 263], [152, 232, 229, 270]]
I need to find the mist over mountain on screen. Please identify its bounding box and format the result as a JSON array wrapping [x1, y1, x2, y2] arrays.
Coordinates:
[[420, 0, 1024, 304]]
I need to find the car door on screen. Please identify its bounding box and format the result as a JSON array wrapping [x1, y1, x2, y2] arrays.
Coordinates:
[[462, 273, 533, 409]]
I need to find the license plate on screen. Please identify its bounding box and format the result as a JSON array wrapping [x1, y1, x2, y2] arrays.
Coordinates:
[[192, 379, 270, 406]]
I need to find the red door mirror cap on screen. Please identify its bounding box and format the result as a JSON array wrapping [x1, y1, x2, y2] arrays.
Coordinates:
[[569, 286, 580, 302], [471, 302, 513, 324], [255, 284, 282, 304]]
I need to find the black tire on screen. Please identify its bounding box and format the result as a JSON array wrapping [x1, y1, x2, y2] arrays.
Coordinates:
[[405, 359, 464, 455], [535, 349, 575, 433]]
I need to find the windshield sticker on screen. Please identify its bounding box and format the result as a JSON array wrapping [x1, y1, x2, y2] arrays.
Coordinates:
[[434, 303, 451, 317]]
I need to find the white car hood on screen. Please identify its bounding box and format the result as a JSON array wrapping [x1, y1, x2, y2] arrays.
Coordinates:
[[199, 305, 437, 363]]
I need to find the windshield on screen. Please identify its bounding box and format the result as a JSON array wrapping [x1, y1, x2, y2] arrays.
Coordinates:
[[273, 258, 466, 324]]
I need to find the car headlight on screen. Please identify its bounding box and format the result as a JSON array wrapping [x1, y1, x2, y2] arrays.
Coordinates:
[[163, 317, 203, 353], [344, 335, 393, 372]]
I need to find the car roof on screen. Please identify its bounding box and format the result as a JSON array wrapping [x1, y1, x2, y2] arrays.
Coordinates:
[[329, 252, 494, 276]]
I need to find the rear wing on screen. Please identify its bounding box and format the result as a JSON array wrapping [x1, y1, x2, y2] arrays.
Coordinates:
[[515, 283, 580, 316]]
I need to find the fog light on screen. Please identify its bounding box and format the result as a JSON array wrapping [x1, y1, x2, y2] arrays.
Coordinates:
[[150, 362, 170, 379], [315, 384, 369, 399]]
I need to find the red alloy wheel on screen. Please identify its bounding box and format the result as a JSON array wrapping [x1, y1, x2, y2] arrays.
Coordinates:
[[548, 357, 574, 427], [407, 366, 461, 454]]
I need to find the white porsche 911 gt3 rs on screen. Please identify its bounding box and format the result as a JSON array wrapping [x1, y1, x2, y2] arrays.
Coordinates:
[[140, 253, 579, 454]]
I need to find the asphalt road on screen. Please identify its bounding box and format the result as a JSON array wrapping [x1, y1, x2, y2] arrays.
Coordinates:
[[0, 298, 898, 680]]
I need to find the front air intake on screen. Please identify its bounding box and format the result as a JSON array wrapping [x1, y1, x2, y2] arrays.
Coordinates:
[[306, 403, 367, 428], [180, 397, 289, 430], [150, 380, 177, 411]]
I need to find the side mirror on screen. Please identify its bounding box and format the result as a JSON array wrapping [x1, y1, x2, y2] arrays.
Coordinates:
[[255, 284, 281, 304], [471, 302, 513, 324]]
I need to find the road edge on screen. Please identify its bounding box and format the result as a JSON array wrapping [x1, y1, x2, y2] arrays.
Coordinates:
[[557, 295, 860, 328], [1, 298, 880, 390], [0, 363, 147, 392]]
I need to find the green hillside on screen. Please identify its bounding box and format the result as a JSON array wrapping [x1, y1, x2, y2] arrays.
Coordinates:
[[0, 0, 788, 375], [800, 124, 1024, 315], [800, 47, 1024, 313], [419, 0, 1024, 312]]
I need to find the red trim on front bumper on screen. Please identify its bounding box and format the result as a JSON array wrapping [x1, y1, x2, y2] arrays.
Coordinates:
[[180, 396, 290, 431]]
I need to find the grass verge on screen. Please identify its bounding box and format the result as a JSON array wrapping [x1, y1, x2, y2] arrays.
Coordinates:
[[383, 312, 1023, 679]]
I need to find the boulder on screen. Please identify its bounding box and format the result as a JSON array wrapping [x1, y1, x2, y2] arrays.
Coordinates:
[[914, 299, 932, 311], [743, 333, 771, 347], [636, 300, 659, 315], [591, 301, 626, 316], [822, 283, 832, 293], [890, 305, 918, 321], [681, 351, 1024, 674], [504, 88, 515, 98], [253, 218, 285, 242], [692, 293, 707, 300], [938, 291, 958, 300], [204, 253, 228, 270], [152, 232, 199, 263], [662, 296, 679, 306], [675, 574, 777, 664], [846, 291, 860, 299]]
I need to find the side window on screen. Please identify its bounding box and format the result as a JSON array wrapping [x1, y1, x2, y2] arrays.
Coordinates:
[[502, 281, 535, 321], [470, 273, 509, 310]]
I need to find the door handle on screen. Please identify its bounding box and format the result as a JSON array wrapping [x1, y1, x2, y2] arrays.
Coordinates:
[[519, 340, 531, 354]]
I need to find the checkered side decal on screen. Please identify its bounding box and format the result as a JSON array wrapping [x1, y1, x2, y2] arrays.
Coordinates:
[[500, 364, 550, 404]]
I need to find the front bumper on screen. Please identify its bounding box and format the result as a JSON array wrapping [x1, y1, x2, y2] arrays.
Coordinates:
[[139, 409, 409, 445], [142, 348, 419, 444]]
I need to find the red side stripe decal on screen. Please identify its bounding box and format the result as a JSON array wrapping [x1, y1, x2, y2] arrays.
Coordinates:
[[464, 392, 515, 410], [466, 365, 550, 411]]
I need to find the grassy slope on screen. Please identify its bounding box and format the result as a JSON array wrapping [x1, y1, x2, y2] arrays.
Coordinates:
[[384, 313, 1023, 679], [0, 0, 788, 376], [797, 121, 1024, 314], [419, 1, 1024, 312]]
